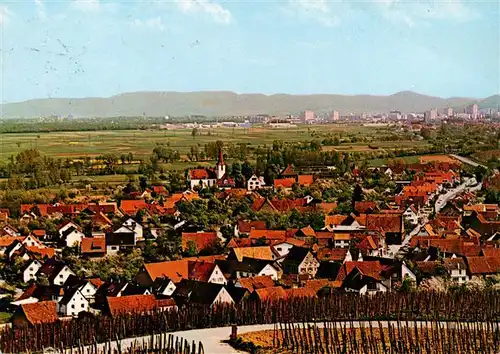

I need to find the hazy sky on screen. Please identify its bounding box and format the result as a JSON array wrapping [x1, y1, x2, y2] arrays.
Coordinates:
[[0, 0, 498, 103]]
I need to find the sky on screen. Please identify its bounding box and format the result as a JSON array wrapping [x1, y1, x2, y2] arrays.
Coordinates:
[[0, 0, 498, 103]]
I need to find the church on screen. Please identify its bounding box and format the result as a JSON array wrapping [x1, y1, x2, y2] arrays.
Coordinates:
[[187, 149, 235, 190]]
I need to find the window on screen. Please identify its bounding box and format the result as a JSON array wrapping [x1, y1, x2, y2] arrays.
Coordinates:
[[276, 247, 282, 251], [81, 304, 85, 308], [71, 305, 75, 309], [59, 274, 64, 278], [29, 267, 33, 271]]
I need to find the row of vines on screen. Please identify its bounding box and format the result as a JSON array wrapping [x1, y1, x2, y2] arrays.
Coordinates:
[[2, 291, 500, 353], [274, 321, 500, 354]]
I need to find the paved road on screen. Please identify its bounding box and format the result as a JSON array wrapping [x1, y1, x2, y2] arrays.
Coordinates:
[[451, 154, 487, 168], [434, 178, 479, 213], [65, 321, 499, 354]]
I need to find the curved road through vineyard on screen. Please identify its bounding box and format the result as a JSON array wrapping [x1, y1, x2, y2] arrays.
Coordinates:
[[87, 321, 498, 354]]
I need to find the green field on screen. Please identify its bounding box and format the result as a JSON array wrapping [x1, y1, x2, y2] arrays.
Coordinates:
[[368, 155, 422, 167], [0, 124, 430, 162]]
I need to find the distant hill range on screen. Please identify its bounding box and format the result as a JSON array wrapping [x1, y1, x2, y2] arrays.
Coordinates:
[[1, 91, 498, 118]]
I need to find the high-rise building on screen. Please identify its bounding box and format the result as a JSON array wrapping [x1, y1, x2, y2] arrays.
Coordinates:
[[466, 104, 478, 120], [445, 107, 453, 117], [301, 110, 315, 122], [331, 111, 339, 121], [424, 108, 438, 121]]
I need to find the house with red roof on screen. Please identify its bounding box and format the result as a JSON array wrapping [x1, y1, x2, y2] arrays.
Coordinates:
[[12, 301, 58, 327], [273, 177, 296, 191], [181, 232, 219, 255], [336, 261, 388, 294], [105, 294, 158, 317], [120, 199, 148, 216], [187, 149, 235, 190], [81, 237, 106, 258]]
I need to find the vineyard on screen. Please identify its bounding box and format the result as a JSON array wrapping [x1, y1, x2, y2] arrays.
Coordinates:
[[273, 321, 500, 354], [57, 333, 204, 354], [2, 291, 500, 353]]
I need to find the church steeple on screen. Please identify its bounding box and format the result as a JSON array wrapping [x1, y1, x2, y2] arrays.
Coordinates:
[[216, 148, 226, 179]]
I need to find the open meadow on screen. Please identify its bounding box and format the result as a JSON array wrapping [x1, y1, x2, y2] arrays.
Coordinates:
[[0, 124, 430, 162]]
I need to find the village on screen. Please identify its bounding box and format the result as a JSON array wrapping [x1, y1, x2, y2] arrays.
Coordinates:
[[0, 146, 498, 332]]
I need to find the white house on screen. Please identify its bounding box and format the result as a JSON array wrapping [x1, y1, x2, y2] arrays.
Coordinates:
[[333, 234, 351, 249], [272, 241, 297, 258], [22, 259, 42, 283], [445, 259, 468, 284], [153, 278, 177, 297], [43, 265, 75, 286], [401, 261, 417, 282], [210, 286, 234, 306], [247, 175, 266, 191], [21, 235, 44, 248], [403, 206, 419, 225], [58, 221, 85, 247], [283, 247, 320, 278], [207, 264, 227, 285], [236, 262, 280, 281], [115, 218, 144, 242], [298, 252, 320, 277], [57, 288, 90, 317], [65, 276, 99, 303], [2, 224, 20, 236]]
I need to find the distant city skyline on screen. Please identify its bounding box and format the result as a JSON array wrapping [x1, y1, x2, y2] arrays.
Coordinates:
[[0, 0, 498, 103]]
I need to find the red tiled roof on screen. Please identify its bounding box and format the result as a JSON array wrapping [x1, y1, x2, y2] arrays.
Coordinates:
[[481, 248, 500, 258], [31, 230, 46, 238], [336, 261, 383, 282], [152, 185, 169, 195], [316, 202, 338, 213], [274, 178, 296, 189], [254, 286, 287, 301], [356, 235, 378, 251], [249, 229, 286, 242], [25, 246, 55, 259], [366, 214, 402, 233], [237, 220, 267, 234], [281, 164, 297, 177], [297, 175, 314, 186], [466, 256, 500, 275], [299, 226, 316, 237], [86, 203, 118, 214], [0, 236, 24, 247], [187, 261, 217, 282], [144, 259, 191, 283], [227, 238, 253, 248], [303, 279, 341, 292], [189, 168, 215, 180], [89, 278, 104, 288], [120, 200, 148, 215], [92, 212, 112, 226], [181, 232, 218, 254], [81, 238, 106, 254], [317, 248, 349, 262], [106, 294, 157, 316], [324, 215, 348, 226], [20, 301, 58, 325], [238, 276, 275, 292], [354, 201, 377, 213]]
